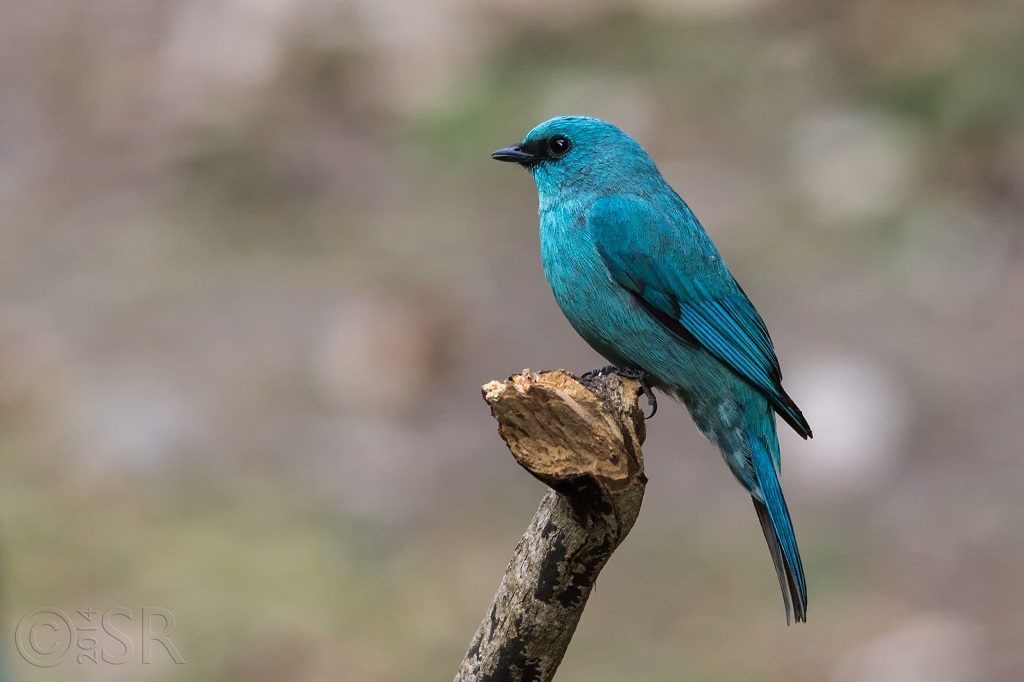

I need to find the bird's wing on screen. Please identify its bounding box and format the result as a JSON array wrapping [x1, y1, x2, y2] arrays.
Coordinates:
[[589, 195, 811, 439]]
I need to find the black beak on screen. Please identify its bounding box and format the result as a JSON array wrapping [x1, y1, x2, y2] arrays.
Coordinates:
[[491, 145, 539, 165]]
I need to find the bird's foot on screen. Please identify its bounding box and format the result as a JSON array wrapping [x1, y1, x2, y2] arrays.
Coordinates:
[[579, 365, 618, 382], [581, 365, 658, 419]]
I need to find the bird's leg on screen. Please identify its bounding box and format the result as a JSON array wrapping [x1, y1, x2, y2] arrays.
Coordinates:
[[581, 365, 658, 419]]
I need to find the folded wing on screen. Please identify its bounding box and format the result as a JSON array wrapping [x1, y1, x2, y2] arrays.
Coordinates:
[[590, 195, 812, 440]]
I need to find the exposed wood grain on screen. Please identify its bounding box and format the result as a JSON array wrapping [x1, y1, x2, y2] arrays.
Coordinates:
[[455, 369, 647, 682]]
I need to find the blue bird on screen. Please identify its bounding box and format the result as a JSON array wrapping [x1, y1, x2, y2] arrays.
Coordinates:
[[492, 116, 811, 622]]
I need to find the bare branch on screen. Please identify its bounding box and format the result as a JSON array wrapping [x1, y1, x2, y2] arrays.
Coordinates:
[[455, 369, 647, 682]]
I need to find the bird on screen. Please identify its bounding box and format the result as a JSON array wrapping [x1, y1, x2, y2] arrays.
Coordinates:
[[492, 116, 811, 623]]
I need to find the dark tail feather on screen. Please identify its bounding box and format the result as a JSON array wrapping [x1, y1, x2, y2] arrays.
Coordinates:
[[750, 437, 807, 623], [753, 498, 806, 623]]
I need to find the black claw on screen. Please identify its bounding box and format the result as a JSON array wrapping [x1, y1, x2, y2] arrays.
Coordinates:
[[581, 365, 658, 420], [641, 383, 658, 419], [580, 365, 617, 382]]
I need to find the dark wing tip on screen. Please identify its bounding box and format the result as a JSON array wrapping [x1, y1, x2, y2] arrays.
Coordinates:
[[776, 387, 812, 439]]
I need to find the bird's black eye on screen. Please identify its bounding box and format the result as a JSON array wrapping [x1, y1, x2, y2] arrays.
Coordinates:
[[547, 135, 571, 157]]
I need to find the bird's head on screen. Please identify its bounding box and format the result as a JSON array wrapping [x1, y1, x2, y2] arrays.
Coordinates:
[[491, 116, 659, 200]]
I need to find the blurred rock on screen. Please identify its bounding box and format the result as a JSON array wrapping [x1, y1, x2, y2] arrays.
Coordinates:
[[789, 110, 920, 225], [782, 353, 912, 498], [161, 0, 296, 125], [893, 199, 1014, 316], [848, 1, 969, 80], [0, 310, 62, 411], [226, 633, 392, 682], [313, 295, 447, 415], [833, 614, 984, 682], [297, 413, 481, 522], [69, 367, 209, 475], [642, 0, 773, 18], [490, 0, 771, 21]]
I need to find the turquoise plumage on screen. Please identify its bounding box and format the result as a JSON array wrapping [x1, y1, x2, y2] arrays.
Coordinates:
[[493, 116, 811, 622]]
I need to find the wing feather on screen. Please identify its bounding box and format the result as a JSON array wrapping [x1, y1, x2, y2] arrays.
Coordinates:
[[590, 195, 812, 438]]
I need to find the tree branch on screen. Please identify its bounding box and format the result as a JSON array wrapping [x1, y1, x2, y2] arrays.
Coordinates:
[[455, 369, 648, 682]]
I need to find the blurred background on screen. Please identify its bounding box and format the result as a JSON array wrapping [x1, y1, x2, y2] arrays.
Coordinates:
[[2, 0, 1023, 680]]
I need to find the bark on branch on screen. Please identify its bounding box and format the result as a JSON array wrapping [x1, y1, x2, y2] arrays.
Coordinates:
[[455, 369, 648, 682]]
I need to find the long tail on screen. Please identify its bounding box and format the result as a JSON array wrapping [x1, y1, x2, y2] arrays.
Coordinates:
[[750, 435, 807, 623]]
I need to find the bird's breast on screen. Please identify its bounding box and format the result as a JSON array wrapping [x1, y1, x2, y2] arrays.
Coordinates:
[[538, 203, 601, 295], [538, 204, 631, 358]]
